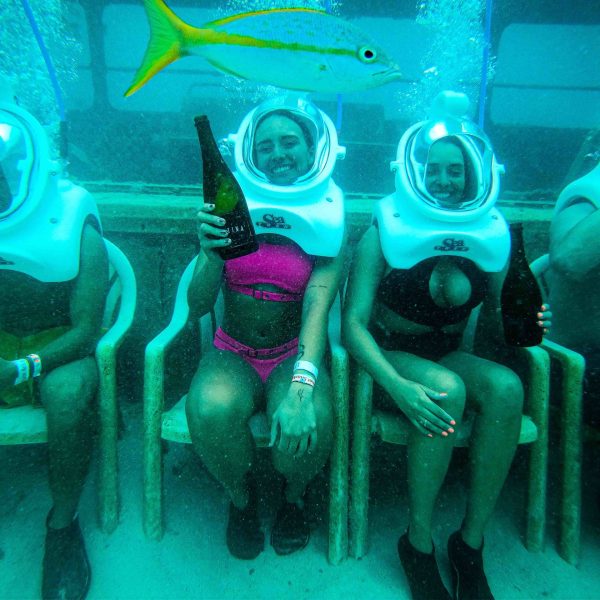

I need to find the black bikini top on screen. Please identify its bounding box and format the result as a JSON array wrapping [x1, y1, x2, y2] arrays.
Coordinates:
[[376, 256, 488, 329]]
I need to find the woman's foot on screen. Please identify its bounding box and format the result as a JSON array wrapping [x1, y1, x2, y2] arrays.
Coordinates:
[[447, 530, 494, 600], [397, 531, 451, 600], [271, 499, 310, 555], [42, 511, 91, 600], [226, 477, 264, 560]]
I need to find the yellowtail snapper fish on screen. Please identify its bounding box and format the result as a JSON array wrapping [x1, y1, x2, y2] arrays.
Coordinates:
[[124, 0, 402, 96]]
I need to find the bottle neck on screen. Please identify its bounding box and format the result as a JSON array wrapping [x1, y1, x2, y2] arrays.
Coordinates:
[[509, 224, 527, 263]]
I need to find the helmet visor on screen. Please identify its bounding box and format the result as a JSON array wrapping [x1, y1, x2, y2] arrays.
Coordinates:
[[242, 96, 331, 187], [407, 118, 495, 211], [0, 113, 34, 220]]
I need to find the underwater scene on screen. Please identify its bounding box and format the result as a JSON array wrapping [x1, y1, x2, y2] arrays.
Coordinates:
[[1, 0, 600, 598]]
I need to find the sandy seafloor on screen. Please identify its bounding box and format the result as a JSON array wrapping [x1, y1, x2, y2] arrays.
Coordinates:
[[1, 401, 599, 600]]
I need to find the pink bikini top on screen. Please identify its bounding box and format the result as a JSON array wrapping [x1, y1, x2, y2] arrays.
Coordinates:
[[224, 241, 315, 302]]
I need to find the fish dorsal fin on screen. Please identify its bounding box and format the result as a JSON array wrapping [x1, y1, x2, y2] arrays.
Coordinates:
[[205, 7, 327, 28]]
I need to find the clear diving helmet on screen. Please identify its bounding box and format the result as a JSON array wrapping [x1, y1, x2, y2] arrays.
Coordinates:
[[226, 95, 346, 257], [392, 90, 504, 223]]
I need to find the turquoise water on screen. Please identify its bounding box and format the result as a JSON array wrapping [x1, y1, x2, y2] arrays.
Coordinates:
[[1, 1, 600, 598]]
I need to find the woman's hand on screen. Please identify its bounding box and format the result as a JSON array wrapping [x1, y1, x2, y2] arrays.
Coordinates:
[[537, 303, 552, 336], [195, 203, 230, 261], [392, 379, 456, 438], [0, 358, 17, 391], [270, 383, 317, 458]]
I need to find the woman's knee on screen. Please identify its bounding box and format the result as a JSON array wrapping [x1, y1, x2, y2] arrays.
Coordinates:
[[474, 366, 524, 418], [186, 379, 253, 434], [41, 363, 96, 427], [429, 369, 466, 417]]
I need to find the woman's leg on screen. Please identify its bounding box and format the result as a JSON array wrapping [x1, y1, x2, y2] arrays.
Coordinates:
[[40, 357, 98, 600], [185, 349, 263, 508], [41, 357, 98, 528], [440, 351, 524, 547], [266, 354, 334, 503], [265, 355, 333, 554], [384, 351, 466, 553]]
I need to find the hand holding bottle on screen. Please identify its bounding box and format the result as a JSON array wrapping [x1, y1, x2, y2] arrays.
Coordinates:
[[501, 222, 545, 346], [195, 203, 231, 262], [195, 115, 258, 260], [537, 303, 552, 336]]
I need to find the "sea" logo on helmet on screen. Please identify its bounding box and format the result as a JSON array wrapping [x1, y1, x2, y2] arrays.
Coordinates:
[[256, 214, 291, 229], [434, 238, 469, 252]]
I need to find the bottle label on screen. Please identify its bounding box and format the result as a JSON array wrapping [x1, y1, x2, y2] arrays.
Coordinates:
[[225, 211, 253, 246]]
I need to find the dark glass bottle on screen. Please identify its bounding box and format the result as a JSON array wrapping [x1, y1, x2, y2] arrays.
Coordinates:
[[194, 115, 258, 260], [500, 222, 543, 347]]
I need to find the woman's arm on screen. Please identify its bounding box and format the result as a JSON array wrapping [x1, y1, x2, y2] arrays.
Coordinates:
[[21, 225, 109, 375], [187, 204, 228, 319], [342, 226, 397, 387], [342, 226, 453, 436], [270, 230, 347, 456], [295, 229, 348, 372], [550, 200, 600, 281]]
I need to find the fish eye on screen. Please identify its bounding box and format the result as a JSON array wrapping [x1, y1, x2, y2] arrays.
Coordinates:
[[358, 46, 377, 63]]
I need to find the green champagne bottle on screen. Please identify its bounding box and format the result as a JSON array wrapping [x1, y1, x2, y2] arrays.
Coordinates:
[[194, 115, 258, 260], [500, 222, 543, 346]]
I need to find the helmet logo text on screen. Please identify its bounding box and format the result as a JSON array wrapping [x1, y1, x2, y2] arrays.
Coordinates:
[[434, 238, 469, 252], [256, 214, 291, 229]]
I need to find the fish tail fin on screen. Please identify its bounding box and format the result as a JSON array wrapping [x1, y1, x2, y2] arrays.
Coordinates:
[[124, 0, 190, 97]]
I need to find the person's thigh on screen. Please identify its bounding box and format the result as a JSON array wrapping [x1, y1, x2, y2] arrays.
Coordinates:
[[439, 350, 523, 415], [186, 348, 264, 431]]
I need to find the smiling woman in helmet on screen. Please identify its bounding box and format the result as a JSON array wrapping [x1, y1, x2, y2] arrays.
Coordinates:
[[342, 92, 551, 600], [185, 95, 346, 560]]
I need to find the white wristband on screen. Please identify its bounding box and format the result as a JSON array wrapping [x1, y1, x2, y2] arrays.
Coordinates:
[[293, 360, 319, 380], [12, 359, 30, 386]]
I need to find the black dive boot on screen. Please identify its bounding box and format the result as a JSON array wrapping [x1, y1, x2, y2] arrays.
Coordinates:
[[397, 531, 451, 600], [271, 497, 310, 555], [447, 531, 494, 600], [42, 511, 91, 600]]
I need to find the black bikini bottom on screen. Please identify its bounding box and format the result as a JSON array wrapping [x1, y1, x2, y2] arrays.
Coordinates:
[[370, 324, 463, 363]]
